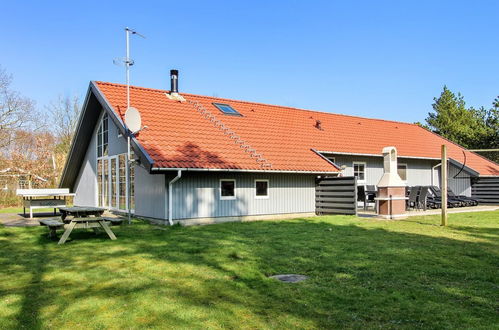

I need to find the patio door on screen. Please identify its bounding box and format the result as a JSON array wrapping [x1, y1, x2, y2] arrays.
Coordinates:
[[103, 158, 109, 207], [97, 154, 131, 211], [109, 156, 118, 209], [97, 156, 119, 209]]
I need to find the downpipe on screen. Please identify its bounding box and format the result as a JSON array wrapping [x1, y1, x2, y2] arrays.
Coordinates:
[[167, 170, 182, 225]]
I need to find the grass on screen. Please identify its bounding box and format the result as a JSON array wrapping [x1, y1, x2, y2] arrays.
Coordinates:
[[0, 207, 56, 214], [0, 211, 498, 329]]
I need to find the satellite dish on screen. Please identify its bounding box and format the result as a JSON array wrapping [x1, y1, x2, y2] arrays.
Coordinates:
[[125, 107, 142, 133]]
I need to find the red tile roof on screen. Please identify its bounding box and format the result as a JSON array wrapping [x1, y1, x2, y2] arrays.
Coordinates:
[[95, 82, 499, 176]]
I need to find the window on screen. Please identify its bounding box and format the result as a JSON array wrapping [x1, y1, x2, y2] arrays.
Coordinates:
[[119, 154, 127, 210], [325, 155, 336, 164], [129, 161, 135, 211], [97, 159, 103, 207], [220, 179, 236, 200], [353, 162, 366, 183], [18, 175, 30, 189], [97, 113, 108, 158], [110, 158, 117, 208], [397, 164, 407, 181], [255, 180, 269, 198], [213, 103, 241, 116], [103, 158, 109, 207]]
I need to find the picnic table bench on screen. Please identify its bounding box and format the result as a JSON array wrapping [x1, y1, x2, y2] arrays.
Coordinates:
[[40, 218, 65, 239], [39, 206, 121, 245], [58, 216, 117, 245]]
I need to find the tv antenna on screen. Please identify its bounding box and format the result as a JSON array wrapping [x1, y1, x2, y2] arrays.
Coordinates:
[[113, 27, 145, 110], [114, 27, 146, 225]]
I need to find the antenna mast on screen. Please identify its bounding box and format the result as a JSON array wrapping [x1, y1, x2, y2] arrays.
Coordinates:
[[114, 27, 145, 225], [124, 27, 145, 109]]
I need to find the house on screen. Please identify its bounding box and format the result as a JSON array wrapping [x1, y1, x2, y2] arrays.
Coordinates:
[[0, 167, 48, 191], [59, 72, 499, 224]]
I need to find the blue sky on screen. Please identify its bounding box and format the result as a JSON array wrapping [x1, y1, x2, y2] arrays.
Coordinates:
[[1, 0, 498, 123]]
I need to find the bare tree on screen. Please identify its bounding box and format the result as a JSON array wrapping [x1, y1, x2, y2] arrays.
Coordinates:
[[0, 66, 35, 149], [45, 94, 81, 184], [46, 94, 81, 155]]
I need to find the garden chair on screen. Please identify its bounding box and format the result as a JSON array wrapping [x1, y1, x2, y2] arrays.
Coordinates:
[[417, 186, 430, 211], [447, 189, 478, 206], [407, 186, 421, 210], [429, 186, 462, 208]]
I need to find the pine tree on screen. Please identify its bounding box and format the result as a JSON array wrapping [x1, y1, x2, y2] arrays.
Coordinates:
[[426, 86, 482, 148], [425, 87, 499, 162]]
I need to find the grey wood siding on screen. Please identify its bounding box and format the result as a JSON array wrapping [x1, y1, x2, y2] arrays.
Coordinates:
[[73, 109, 133, 207], [134, 165, 166, 219], [316, 176, 357, 215], [332, 156, 438, 187], [448, 163, 472, 197], [73, 124, 98, 206], [108, 115, 128, 156], [471, 177, 499, 204], [170, 172, 316, 220]]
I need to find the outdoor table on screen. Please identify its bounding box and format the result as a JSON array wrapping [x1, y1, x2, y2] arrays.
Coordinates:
[[57, 206, 115, 245], [16, 189, 76, 218], [59, 206, 105, 221]]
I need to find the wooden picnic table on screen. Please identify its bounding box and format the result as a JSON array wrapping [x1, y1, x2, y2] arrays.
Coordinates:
[[59, 206, 105, 221], [56, 206, 116, 245]]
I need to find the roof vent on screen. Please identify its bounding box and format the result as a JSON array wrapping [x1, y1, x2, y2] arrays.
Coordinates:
[[315, 120, 323, 130], [166, 69, 185, 102]]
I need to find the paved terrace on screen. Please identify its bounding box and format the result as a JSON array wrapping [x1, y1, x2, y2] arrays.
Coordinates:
[[357, 205, 499, 218]]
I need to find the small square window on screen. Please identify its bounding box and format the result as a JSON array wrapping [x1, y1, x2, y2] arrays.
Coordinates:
[[220, 179, 236, 200], [255, 180, 269, 198], [353, 162, 366, 183], [213, 103, 241, 116], [326, 156, 336, 163]]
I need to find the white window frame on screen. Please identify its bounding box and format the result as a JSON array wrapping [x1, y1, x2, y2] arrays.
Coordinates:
[[96, 112, 109, 159], [397, 163, 408, 182], [94, 112, 133, 212], [219, 179, 236, 200], [353, 161, 367, 184], [254, 179, 269, 199]]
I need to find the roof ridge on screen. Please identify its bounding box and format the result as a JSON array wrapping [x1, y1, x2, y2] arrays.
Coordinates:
[[186, 99, 273, 169], [94, 81, 418, 127], [94, 81, 168, 94], [418, 125, 499, 167]]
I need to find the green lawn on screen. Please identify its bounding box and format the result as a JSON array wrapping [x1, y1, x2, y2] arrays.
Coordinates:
[[0, 207, 55, 214], [0, 212, 498, 329]]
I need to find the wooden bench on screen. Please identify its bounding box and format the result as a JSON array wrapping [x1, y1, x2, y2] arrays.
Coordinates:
[[40, 218, 65, 239], [102, 217, 124, 226], [17, 189, 75, 218]]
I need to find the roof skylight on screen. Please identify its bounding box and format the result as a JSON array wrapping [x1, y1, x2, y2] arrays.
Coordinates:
[[213, 103, 241, 116]]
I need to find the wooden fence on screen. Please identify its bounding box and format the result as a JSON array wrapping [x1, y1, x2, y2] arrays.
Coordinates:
[[316, 176, 357, 215], [471, 177, 499, 204]]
